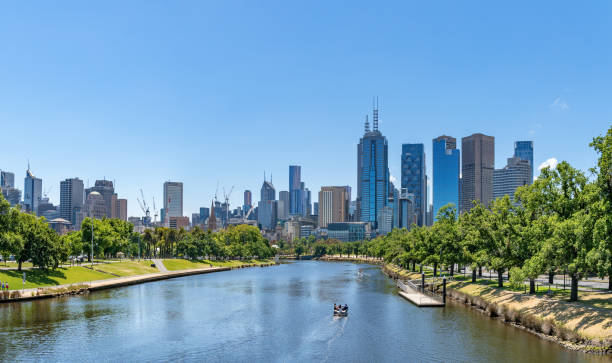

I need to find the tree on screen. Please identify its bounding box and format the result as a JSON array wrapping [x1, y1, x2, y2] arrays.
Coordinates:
[[588, 126, 612, 290], [435, 204, 462, 276]]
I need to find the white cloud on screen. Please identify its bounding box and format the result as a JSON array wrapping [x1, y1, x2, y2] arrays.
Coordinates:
[[550, 97, 569, 111], [390, 175, 397, 185], [538, 157, 558, 171]]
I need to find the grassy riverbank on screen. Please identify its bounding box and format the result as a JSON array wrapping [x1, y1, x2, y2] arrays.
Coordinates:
[[0, 259, 274, 291], [383, 263, 612, 352], [162, 259, 275, 271]]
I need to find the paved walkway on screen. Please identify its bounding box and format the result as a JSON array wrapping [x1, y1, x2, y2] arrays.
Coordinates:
[[151, 259, 167, 272]]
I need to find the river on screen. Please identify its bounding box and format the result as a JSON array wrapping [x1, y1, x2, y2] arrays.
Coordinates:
[[0, 261, 606, 362]]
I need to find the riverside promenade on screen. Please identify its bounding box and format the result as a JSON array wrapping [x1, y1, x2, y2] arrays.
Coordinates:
[[0, 261, 276, 303]]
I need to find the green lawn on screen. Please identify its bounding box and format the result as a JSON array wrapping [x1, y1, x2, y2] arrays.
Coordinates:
[[162, 259, 273, 271], [0, 261, 34, 269], [0, 267, 111, 290], [93, 261, 158, 277]]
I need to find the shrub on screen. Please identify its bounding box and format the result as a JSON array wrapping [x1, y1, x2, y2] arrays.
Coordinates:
[[509, 267, 526, 290]]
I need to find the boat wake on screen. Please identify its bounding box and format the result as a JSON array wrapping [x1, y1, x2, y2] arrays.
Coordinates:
[[324, 315, 348, 362]]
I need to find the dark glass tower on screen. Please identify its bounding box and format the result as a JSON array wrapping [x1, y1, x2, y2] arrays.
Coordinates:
[[289, 165, 303, 215], [433, 136, 460, 220], [357, 104, 389, 227], [401, 143, 426, 226]]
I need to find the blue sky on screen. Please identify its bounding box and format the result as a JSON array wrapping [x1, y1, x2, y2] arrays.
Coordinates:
[[1, 1, 610, 218]]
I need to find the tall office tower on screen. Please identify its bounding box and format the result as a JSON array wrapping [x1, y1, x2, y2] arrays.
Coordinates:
[[243, 190, 252, 214], [318, 186, 349, 228], [401, 143, 426, 226], [23, 166, 42, 215], [391, 186, 399, 229], [514, 141, 534, 181], [289, 165, 303, 215], [278, 191, 290, 220], [493, 157, 532, 200], [398, 189, 416, 229], [313, 202, 319, 217], [433, 135, 460, 220], [163, 181, 183, 220], [60, 178, 84, 226], [85, 191, 107, 219], [427, 205, 434, 226], [357, 103, 389, 227], [85, 180, 116, 218], [199, 207, 210, 222], [303, 186, 311, 216], [461, 133, 495, 212], [376, 205, 394, 235], [1, 171, 15, 188], [192, 213, 200, 226], [258, 177, 277, 230], [115, 198, 128, 221]]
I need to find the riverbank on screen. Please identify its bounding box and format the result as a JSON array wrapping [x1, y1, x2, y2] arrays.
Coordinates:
[[0, 259, 276, 303], [381, 263, 612, 355], [317, 255, 384, 264]]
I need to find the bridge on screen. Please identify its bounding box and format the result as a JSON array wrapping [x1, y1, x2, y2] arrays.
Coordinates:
[[397, 277, 446, 307]]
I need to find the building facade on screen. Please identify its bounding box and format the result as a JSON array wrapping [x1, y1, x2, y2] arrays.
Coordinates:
[[493, 157, 532, 200], [357, 107, 389, 227], [23, 167, 42, 215], [432, 135, 460, 220], [115, 198, 128, 221], [278, 190, 289, 220], [460, 133, 495, 212], [401, 143, 427, 226], [514, 141, 534, 181], [85, 180, 116, 219], [163, 181, 183, 220], [317, 186, 349, 228], [327, 222, 371, 242], [60, 177, 84, 226], [258, 178, 277, 230], [289, 165, 303, 216]]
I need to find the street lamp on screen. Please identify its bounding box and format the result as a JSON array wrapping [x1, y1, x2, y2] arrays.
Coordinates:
[[91, 218, 94, 268]]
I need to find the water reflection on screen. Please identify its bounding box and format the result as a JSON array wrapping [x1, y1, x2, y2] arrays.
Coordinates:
[[0, 261, 606, 362]]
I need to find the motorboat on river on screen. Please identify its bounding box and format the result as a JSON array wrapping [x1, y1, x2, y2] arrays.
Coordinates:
[[333, 304, 348, 316]]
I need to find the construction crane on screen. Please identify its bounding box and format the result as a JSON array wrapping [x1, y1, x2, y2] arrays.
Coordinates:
[[137, 189, 151, 226], [245, 204, 255, 220], [223, 185, 234, 227]]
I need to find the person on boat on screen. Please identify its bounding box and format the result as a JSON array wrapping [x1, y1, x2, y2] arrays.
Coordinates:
[[334, 303, 337, 311], [342, 304, 348, 312]]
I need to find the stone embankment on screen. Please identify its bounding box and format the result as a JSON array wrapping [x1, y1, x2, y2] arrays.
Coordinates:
[[318, 255, 384, 264], [0, 262, 277, 304], [382, 263, 611, 356]]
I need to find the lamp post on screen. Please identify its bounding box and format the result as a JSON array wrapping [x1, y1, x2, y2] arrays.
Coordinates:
[[138, 234, 141, 262], [91, 218, 94, 268]]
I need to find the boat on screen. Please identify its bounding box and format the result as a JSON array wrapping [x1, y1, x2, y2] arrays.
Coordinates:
[[333, 305, 349, 316]]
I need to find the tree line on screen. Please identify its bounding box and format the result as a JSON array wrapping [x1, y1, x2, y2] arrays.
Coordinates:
[[305, 126, 612, 302], [0, 195, 275, 271]]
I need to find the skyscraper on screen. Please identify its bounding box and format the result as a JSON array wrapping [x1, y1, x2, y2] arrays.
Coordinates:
[[461, 133, 495, 212], [289, 165, 303, 215], [1, 171, 14, 189], [433, 135, 460, 220], [258, 177, 277, 230], [163, 181, 183, 220], [493, 157, 532, 200], [115, 198, 128, 221], [514, 141, 534, 181], [357, 103, 389, 227], [278, 191, 289, 220], [243, 190, 252, 214], [401, 143, 427, 226], [318, 186, 349, 228], [85, 180, 116, 219], [398, 189, 416, 229], [23, 166, 42, 215], [60, 177, 84, 226]]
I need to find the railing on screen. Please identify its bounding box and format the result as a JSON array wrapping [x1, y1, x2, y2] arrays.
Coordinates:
[[397, 279, 444, 305]]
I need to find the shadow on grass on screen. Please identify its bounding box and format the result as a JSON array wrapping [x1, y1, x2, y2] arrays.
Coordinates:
[[2, 268, 68, 286]]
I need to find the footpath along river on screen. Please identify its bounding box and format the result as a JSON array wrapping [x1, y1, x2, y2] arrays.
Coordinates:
[[0, 260, 607, 362]]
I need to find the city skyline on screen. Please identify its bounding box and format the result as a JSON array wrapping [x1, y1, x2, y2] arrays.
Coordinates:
[[1, 1, 610, 218]]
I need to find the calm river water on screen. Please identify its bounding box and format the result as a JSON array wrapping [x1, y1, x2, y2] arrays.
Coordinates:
[[0, 261, 607, 362]]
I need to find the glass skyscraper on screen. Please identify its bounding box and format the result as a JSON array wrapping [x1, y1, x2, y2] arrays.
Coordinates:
[[401, 143, 426, 226], [514, 141, 534, 180], [289, 165, 303, 215], [357, 106, 389, 227], [432, 135, 460, 220]]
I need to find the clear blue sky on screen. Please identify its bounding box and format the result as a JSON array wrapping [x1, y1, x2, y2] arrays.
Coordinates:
[[1, 1, 610, 218]]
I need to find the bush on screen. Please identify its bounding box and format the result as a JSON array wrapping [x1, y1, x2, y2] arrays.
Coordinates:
[[509, 267, 526, 290]]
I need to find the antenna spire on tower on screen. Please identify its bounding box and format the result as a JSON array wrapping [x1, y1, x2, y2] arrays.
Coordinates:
[[373, 96, 379, 131]]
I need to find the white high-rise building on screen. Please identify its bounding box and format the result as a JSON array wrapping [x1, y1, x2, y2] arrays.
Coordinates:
[[163, 181, 183, 221]]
